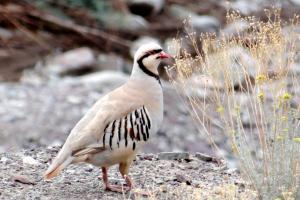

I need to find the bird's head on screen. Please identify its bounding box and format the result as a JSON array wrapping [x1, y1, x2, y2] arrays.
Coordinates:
[[134, 43, 170, 78]]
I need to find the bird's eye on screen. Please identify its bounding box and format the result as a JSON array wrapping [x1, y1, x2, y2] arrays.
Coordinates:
[[146, 49, 162, 56]]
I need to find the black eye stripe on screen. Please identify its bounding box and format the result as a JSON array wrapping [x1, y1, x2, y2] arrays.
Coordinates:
[[146, 49, 162, 56], [139, 49, 163, 60]]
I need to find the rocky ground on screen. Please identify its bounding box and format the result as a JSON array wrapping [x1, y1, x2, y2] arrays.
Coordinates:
[[0, 148, 256, 200], [1, 0, 300, 199]]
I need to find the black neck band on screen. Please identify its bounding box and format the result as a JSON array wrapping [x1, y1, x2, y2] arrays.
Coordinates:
[[137, 49, 162, 84]]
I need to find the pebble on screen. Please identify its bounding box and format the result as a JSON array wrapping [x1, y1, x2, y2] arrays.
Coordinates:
[[0, 156, 9, 164], [195, 152, 214, 162], [175, 173, 191, 185], [225, 168, 239, 174], [66, 169, 76, 174], [22, 156, 40, 166], [11, 174, 35, 185]]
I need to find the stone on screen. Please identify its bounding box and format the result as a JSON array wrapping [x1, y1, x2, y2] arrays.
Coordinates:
[[230, 94, 255, 127], [0, 156, 9, 164], [11, 174, 35, 185], [291, 63, 300, 75], [169, 5, 220, 33], [195, 152, 214, 162], [225, 168, 239, 174], [175, 173, 191, 185], [229, 0, 259, 16], [206, 46, 257, 88], [96, 53, 124, 72], [127, 0, 165, 16], [290, 0, 300, 6], [190, 15, 220, 33], [101, 12, 149, 31], [47, 47, 95, 76], [79, 71, 129, 91], [186, 74, 224, 90], [22, 156, 40, 166], [158, 152, 190, 160], [222, 20, 250, 37], [49, 140, 63, 148]]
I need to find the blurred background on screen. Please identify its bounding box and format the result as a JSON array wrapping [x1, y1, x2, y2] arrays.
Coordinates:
[[0, 0, 299, 164]]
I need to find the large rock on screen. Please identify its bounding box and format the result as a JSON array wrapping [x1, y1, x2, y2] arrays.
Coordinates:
[[79, 70, 129, 91], [182, 74, 223, 99], [47, 47, 96, 76], [228, 0, 260, 16], [101, 12, 149, 31], [291, 63, 300, 75], [96, 53, 124, 72], [205, 46, 257, 88], [168, 5, 219, 56], [168, 5, 220, 34], [221, 20, 250, 38], [290, 0, 300, 6], [127, 0, 165, 16]]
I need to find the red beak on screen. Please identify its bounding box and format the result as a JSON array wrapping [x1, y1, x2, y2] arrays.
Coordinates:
[[159, 51, 171, 59]]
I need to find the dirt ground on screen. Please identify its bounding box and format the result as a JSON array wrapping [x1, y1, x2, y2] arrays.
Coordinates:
[[0, 147, 256, 200]]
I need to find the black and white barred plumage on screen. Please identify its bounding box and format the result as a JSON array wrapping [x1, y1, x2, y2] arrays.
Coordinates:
[[102, 106, 152, 151], [44, 43, 167, 187]]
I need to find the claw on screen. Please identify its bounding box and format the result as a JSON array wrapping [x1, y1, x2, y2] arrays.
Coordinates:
[[101, 167, 153, 196]]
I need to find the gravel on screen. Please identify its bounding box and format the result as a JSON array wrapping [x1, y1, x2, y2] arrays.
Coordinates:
[[0, 147, 256, 200]]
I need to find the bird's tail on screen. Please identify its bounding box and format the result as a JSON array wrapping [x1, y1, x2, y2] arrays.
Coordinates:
[[44, 146, 73, 180]]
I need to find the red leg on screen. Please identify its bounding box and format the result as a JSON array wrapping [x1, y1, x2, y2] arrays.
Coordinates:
[[101, 167, 110, 190], [124, 175, 133, 189], [101, 165, 151, 196], [101, 167, 131, 193]]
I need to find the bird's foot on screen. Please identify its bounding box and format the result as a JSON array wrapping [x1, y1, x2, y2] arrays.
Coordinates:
[[104, 185, 152, 196], [104, 184, 131, 193]]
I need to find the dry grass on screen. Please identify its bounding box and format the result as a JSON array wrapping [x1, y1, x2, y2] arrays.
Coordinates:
[[167, 10, 300, 200]]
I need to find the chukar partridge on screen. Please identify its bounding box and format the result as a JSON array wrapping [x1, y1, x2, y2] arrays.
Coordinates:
[[44, 43, 170, 193]]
